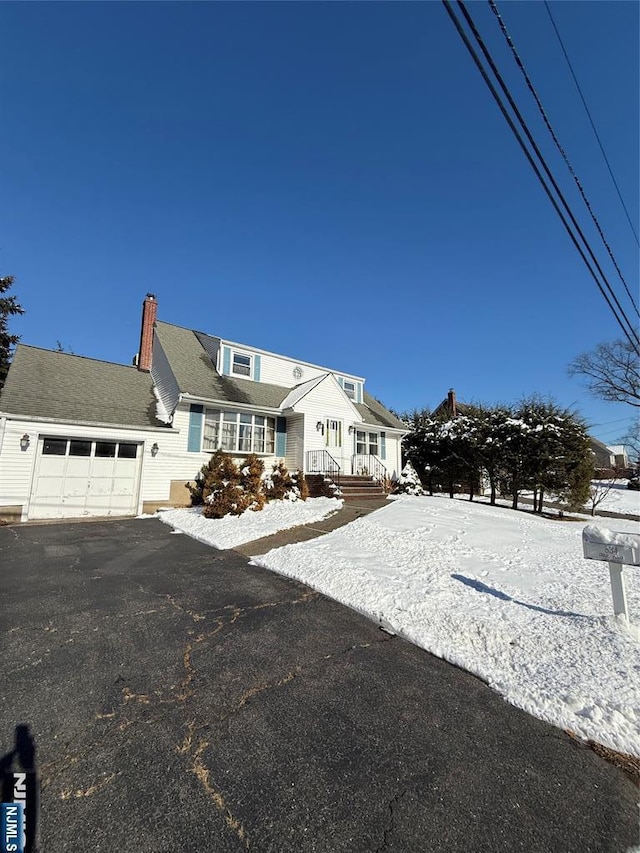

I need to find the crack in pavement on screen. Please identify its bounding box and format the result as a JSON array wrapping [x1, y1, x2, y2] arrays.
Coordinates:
[[177, 721, 250, 850], [374, 789, 408, 852]]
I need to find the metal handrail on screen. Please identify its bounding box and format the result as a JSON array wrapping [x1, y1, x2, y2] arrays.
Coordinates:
[[352, 454, 388, 488], [305, 450, 340, 488]]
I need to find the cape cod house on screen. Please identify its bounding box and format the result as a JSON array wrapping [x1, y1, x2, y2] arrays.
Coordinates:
[[0, 294, 406, 522]]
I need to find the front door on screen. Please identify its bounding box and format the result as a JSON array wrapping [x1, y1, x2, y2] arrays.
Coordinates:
[[325, 418, 347, 472]]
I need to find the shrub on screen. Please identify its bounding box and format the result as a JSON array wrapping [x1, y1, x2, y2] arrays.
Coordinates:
[[264, 461, 308, 502], [189, 452, 307, 519], [393, 461, 426, 496]]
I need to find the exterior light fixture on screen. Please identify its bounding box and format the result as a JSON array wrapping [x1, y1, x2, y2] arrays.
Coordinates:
[[151, 442, 159, 457], [20, 434, 30, 451], [316, 421, 324, 434]]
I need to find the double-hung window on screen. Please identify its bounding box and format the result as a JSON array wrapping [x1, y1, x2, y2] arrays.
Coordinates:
[[368, 433, 379, 456], [232, 352, 252, 377], [343, 380, 356, 400], [356, 430, 367, 455]]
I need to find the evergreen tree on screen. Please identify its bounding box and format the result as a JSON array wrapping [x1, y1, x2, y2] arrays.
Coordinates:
[[0, 275, 24, 389]]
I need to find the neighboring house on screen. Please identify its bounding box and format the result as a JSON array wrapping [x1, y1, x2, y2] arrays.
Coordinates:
[[0, 294, 406, 522], [606, 444, 629, 470], [432, 388, 471, 420], [589, 437, 615, 470]]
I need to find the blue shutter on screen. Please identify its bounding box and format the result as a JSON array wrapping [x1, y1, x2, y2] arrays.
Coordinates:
[[254, 354, 261, 382], [380, 431, 386, 460], [337, 376, 344, 388], [356, 383, 363, 403], [222, 347, 231, 375], [188, 405, 204, 452], [275, 417, 287, 457]]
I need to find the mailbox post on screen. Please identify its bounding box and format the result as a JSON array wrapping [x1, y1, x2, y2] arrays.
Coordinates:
[[582, 525, 640, 621]]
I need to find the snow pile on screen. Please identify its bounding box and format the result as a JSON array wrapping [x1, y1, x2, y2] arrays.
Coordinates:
[[158, 496, 342, 549], [254, 495, 640, 757]]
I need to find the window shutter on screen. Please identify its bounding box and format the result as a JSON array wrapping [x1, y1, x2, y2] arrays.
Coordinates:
[[338, 421, 342, 447], [380, 431, 386, 460], [275, 417, 287, 457], [356, 383, 363, 403], [337, 376, 344, 388], [222, 347, 231, 375], [254, 354, 261, 382], [325, 419, 329, 446], [187, 404, 204, 452]]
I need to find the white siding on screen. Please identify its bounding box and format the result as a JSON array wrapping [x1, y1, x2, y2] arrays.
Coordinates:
[[151, 337, 181, 419], [219, 341, 364, 390], [293, 377, 361, 474], [0, 418, 164, 520]]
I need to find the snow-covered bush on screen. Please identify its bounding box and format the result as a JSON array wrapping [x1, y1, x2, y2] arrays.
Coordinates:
[[189, 452, 308, 518], [263, 461, 309, 502], [393, 461, 425, 496]]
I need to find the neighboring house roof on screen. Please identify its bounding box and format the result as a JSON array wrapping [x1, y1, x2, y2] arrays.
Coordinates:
[[0, 345, 160, 428], [590, 437, 614, 466], [432, 389, 471, 420]]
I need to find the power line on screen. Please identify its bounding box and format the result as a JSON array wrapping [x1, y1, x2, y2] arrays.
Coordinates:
[[543, 0, 640, 249], [489, 0, 640, 319], [441, 0, 640, 356]]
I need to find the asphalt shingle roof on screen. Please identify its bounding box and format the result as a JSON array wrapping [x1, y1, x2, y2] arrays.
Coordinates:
[[356, 394, 406, 430], [157, 322, 406, 428], [155, 322, 297, 410], [0, 345, 160, 428]]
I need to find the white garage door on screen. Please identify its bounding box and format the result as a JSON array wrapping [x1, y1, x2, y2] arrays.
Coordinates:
[[30, 437, 143, 519]]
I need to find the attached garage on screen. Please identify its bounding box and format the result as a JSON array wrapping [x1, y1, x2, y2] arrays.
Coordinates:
[[29, 437, 143, 519]]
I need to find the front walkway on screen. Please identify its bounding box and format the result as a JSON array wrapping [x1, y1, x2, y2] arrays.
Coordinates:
[[233, 497, 389, 557]]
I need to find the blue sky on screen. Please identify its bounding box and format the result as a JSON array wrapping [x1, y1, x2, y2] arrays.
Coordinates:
[[1, 1, 638, 445]]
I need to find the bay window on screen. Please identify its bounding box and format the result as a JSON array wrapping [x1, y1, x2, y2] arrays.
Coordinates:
[[204, 409, 275, 453]]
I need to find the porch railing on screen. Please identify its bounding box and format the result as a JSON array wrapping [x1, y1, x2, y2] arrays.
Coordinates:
[[352, 454, 388, 487], [305, 450, 340, 488]]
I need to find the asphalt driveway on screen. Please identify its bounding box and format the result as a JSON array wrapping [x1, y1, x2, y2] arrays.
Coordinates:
[[0, 519, 637, 852]]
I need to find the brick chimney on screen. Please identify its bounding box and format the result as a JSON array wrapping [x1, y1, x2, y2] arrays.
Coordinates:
[[447, 388, 457, 417], [137, 293, 157, 372]]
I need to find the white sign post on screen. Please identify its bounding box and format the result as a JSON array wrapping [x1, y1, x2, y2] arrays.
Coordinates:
[[582, 525, 640, 621]]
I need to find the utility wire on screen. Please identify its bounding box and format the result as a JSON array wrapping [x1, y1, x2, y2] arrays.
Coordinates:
[[489, 0, 640, 318], [440, 0, 640, 356], [543, 0, 640, 249], [456, 0, 640, 349]]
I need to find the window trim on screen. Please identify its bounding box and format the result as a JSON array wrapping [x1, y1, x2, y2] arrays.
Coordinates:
[[343, 380, 356, 400], [231, 350, 253, 378]]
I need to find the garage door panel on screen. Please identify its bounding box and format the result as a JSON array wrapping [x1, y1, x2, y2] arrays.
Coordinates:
[[29, 438, 142, 520]]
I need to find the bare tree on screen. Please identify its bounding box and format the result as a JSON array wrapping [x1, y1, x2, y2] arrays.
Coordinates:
[[568, 339, 640, 408], [586, 468, 623, 517], [619, 418, 640, 467]]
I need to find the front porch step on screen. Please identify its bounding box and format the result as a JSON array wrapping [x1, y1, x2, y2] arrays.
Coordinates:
[[306, 473, 386, 501]]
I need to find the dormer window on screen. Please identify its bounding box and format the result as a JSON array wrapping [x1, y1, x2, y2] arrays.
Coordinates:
[[232, 352, 252, 377], [343, 380, 356, 400]]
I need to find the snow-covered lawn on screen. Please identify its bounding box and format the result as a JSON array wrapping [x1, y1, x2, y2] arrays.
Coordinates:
[[586, 481, 640, 516], [251, 495, 640, 757], [157, 496, 342, 550]]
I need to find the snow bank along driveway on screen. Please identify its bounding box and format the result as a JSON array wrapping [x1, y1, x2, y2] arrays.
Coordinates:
[[254, 495, 640, 758]]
